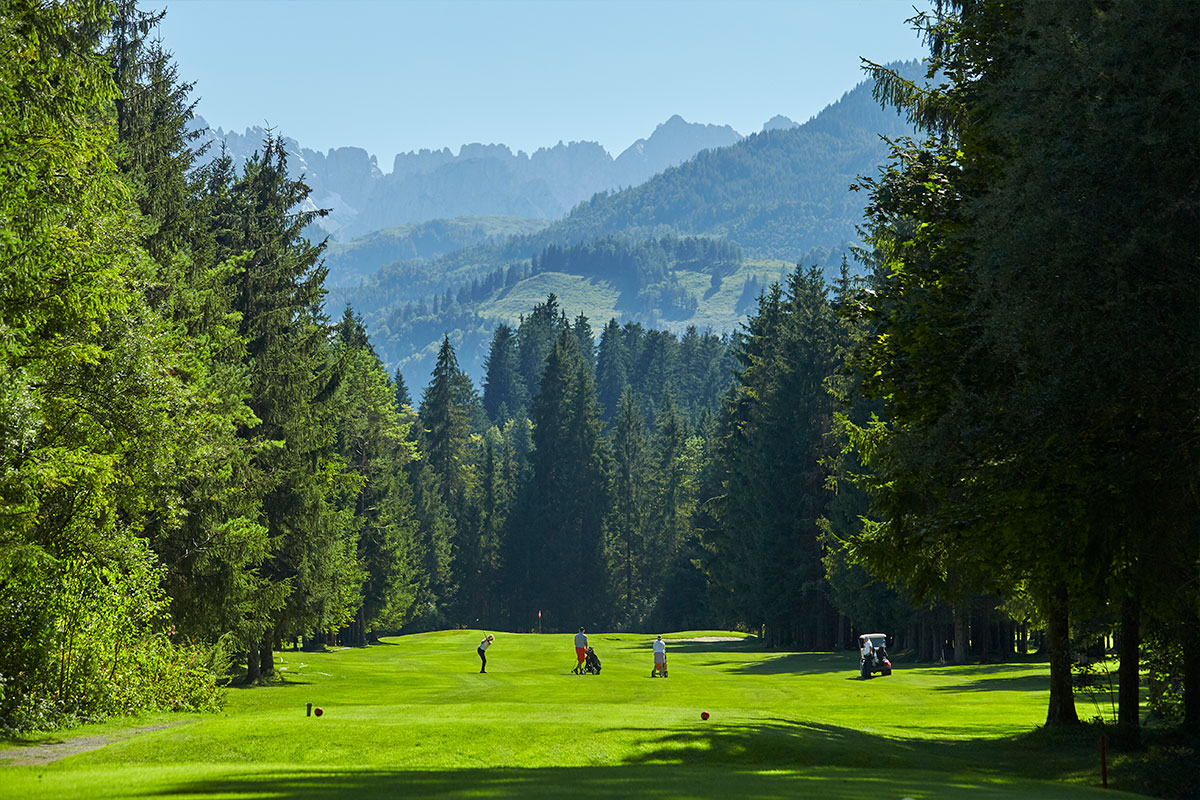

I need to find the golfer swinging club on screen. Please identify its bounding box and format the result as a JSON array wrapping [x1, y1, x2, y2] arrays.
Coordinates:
[[478, 633, 494, 673]]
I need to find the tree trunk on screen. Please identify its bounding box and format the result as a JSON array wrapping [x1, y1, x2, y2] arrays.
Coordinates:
[[1044, 582, 1079, 726], [971, 603, 988, 662], [1116, 593, 1140, 742], [259, 631, 274, 678], [246, 645, 260, 683], [1184, 621, 1200, 727], [953, 605, 969, 664]]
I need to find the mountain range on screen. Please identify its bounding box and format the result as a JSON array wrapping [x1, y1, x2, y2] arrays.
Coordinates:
[[190, 113, 750, 241]]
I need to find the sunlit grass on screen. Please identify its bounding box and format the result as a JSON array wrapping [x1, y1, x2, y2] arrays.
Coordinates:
[[0, 630, 1149, 799]]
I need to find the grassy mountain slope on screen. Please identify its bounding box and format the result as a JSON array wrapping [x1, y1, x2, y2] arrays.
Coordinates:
[[358, 255, 793, 389], [323, 215, 552, 287]]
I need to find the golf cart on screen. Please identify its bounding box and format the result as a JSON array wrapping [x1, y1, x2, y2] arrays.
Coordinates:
[[858, 633, 892, 679]]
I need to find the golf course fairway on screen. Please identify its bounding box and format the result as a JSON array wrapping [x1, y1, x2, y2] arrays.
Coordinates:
[[0, 631, 1149, 799]]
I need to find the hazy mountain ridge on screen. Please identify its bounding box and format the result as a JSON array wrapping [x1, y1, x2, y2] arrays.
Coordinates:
[[190, 114, 744, 240]]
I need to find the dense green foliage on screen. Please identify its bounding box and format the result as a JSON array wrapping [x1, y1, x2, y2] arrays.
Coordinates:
[[0, 0, 425, 730], [839, 0, 1199, 733], [0, 0, 229, 730]]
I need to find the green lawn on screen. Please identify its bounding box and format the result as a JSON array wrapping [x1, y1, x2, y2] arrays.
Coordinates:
[[0, 631, 1149, 799]]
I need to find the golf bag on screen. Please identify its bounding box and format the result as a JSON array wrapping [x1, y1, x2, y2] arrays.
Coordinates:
[[584, 646, 601, 674]]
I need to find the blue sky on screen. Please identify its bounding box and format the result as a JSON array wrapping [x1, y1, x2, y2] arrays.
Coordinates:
[[153, 0, 929, 170]]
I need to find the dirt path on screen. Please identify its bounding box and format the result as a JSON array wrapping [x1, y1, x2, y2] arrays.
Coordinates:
[[0, 721, 190, 767]]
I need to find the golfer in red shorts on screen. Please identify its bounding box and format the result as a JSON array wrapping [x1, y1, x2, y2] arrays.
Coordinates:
[[573, 627, 588, 674]]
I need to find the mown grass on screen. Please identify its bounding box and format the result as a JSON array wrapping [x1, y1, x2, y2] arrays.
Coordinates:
[[0, 630, 1154, 799]]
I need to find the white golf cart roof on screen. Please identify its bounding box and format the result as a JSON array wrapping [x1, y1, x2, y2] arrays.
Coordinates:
[[859, 633, 887, 640]]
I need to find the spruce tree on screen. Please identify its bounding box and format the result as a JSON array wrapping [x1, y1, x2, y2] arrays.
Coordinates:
[[482, 323, 526, 423], [418, 336, 488, 619], [595, 318, 628, 422], [392, 367, 412, 411], [223, 136, 357, 678], [608, 387, 650, 625], [507, 331, 608, 629], [517, 294, 564, 401], [104, 5, 267, 646]]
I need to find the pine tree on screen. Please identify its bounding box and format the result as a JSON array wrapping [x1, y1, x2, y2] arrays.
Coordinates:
[[595, 318, 628, 422], [392, 367, 412, 411], [223, 136, 357, 679], [104, 4, 268, 646], [331, 310, 421, 643], [506, 331, 608, 630], [701, 269, 841, 647], [516, 294, 564, 401], [608, 387, 650, 625], [482, 323, 526, 423], [418, 336, 487, 620]]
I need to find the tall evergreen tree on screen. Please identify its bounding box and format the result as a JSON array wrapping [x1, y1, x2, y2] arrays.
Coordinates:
[[703, 269, 841, 647], [595, 318, 629, 422], [103, 2, 269, 646], [482, 323, 526, 423], [392, 367, 412, 411], [608, 387, 650, 625], [222, 136, 357, 679], [331, 310, 421, 643], [418, 336, 489, 620], [506, 331, 609, 630], [516, 294, 564, 401], [848, 0, 1199, 727]]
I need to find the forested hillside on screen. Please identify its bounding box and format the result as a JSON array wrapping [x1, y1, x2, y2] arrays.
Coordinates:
[[322, 215, 552, 286]]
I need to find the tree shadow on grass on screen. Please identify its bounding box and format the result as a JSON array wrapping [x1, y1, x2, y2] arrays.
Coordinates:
[[224, 675, 313, 690], [613, 718, 1125, 790], [941, 662, 1047, 676], [717, 652, 853, 677], [145, 763, 1111, 800], [145, 722, 1138, 800], [935, 674, 1049, 693], [659, 637, 762, 655]]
